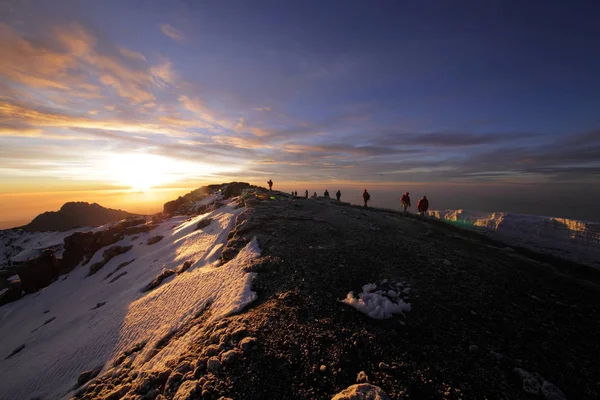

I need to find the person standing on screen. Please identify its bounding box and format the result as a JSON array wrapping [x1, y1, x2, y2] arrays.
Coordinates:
[[324, 189, 330, 198], [401, 192, 411, 212], [305, 190, 309, 198], [336, 190, 341, 201], [267, 179, 273, 191], [417, 195, 429, 215], [363, 189, 370, 208]]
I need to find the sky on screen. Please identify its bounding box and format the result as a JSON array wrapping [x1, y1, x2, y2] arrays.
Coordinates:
[[1, 0, 600, 226]]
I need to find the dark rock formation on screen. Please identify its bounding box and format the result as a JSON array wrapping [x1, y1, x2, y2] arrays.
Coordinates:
[[16, 249, 60, 293], [195, 218, 212, 231], [60, 222, 154, 274], [22, 202, 136, 232], [147, 236, 163, 245], [88, 245, 133, 276], [0, 279, 22, 306], [143, 269, 176, 292]]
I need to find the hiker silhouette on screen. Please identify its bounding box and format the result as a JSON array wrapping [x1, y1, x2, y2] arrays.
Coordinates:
[[305, 190, 309, 198], [417, 195, 429, 215], [324, 189, 330, 198], [336, 190, 341, 201], [363, 189, 370, 208], [267, 179, 273, 190], [401, 192, 411, 212]]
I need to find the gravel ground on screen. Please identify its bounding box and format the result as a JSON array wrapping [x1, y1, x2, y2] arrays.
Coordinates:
[[73, 189, 600, 400]]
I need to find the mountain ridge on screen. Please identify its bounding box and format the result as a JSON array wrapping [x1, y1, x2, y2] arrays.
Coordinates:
[[22, 201, 137, 232]]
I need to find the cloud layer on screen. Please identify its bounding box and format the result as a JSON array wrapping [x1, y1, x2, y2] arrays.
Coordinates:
[[1, 3, 599, 194]]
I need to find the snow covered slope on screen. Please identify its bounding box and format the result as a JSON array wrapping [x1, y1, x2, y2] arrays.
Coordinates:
[[0, 201, 260, 400], [429, 209, 600, 267]]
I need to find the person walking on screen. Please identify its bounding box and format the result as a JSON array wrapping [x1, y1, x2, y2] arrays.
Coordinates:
[[267, 179, 273, 191], [336, 190, 341, 201], [363, 189, 370, 208], [417, 195, 429, 215], [400, 192, 411, 212]]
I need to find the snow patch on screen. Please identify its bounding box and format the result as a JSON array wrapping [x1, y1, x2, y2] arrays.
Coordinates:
[[342, 281, 412, 320]]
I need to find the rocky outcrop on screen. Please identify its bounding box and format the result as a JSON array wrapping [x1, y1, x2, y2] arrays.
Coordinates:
[[88, 245, 133, 276], [23, 202, 136, 232], [60, 221, 154, 274], [16, 249, 59, 293]]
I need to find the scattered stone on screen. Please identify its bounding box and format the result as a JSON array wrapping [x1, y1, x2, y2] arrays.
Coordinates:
[[195, 218, 213, 231], [541, 380, 567, 400], [147, 236, 164, 245], [207, 357, 222, 374], [442, 259, 452, 266], [108, 271, 127, 283], [469, 345, 478, 353], [165, 372, 183, 394], [319, 364, 327, 372], [172, 380, 200, 400], [220, 349, 241, 365], [378, 362, 390, 370], [77, 367, 101, 388], [142, 269, 176, 292], [175, 361, 193, 374], [230, 328, 249, 340], [356, 371, 369, 383], [203, 344, 222, 357], [425, 229, 434, 237], [176, 261, 194, 274], [103, 384, 131, 400], [514, 368, 542, 396], [193, 366, 204, 379], [91, 301, 106, 310], [238, 337, 257, 352], [332, 383, 390, 400]]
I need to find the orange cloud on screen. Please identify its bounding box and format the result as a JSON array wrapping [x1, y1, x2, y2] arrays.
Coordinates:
[[0, 23, 80, 90], [160, 24, 185, 41], [0, 23, 177, 105], [0, 102, 189, 137]]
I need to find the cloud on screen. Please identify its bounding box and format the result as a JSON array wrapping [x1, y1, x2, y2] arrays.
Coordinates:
[[252, 107, 272, 112], [150, 58, 176, 88], [0, 101, 189, 137], [118, 46, 146, 62], [160, 24, 185, 41]]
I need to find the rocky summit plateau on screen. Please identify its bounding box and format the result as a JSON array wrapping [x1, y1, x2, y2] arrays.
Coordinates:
[[0, 182, 598, 400]]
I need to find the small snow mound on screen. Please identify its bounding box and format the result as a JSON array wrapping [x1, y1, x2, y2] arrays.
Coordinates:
[[341, 281, 411, 320]]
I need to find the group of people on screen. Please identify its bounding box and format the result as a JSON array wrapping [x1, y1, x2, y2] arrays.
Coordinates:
[[268, 179, 429, 215]]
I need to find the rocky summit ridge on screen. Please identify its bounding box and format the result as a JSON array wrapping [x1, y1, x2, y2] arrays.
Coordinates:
[[0, 182, 599, 400]]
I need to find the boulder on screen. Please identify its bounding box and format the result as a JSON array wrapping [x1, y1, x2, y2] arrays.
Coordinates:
[[195, 219, 212, 231], [147, 236, 163, 245], [0, 279, 22, 306], [16, 249, 60, 293], [331, 383, 390, 400], [76, 367, 101, 388], [238, 337, 257, 353], [143, 269, 176, 292], [172, 380, 200, 400]]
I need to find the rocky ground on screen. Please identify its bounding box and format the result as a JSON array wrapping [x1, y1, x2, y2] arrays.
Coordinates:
[[72, 189, 600, 400]]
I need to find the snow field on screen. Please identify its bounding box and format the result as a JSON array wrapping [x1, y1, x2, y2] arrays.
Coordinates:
[[0, 202, 260, 400]]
